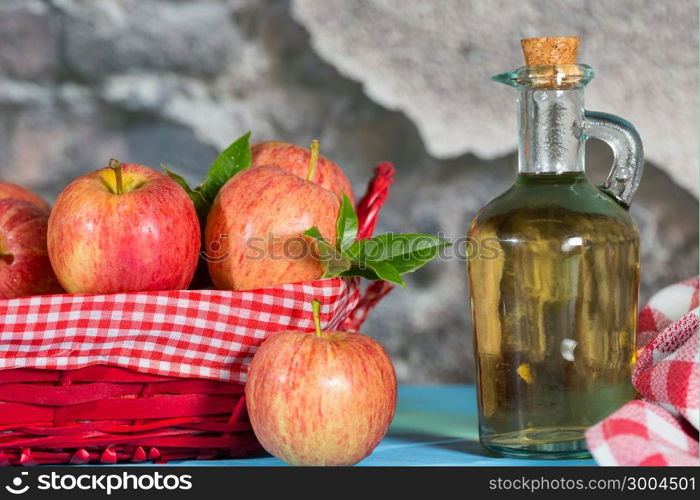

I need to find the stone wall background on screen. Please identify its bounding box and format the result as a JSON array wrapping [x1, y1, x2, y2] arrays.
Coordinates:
[[294, 0, 700, 196], [0, 0, 697, 382]]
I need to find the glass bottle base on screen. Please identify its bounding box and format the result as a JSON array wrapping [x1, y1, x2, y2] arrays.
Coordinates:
[[481, 427, 592, 460]]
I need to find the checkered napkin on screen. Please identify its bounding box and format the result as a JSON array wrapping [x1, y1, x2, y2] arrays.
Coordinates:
[[586, 277, 700, 466], [0, 279, 360, 384], [0, 163, 396, 385]]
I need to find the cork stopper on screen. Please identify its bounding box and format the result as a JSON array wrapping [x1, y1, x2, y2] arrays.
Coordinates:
[[521, 37, 579, 66], [519, 37, 582, 88]]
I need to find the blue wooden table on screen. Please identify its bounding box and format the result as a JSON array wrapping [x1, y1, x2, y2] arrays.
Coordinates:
[[167, 385, 597, 467]]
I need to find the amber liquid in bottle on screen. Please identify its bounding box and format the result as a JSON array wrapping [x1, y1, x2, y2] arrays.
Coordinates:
[[468, 172, 639, 458], [469, 47, 643, 458]]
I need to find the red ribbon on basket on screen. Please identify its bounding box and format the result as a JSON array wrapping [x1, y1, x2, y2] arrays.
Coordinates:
[[342, 162, 396, 331], [356, 161, 395, 239]]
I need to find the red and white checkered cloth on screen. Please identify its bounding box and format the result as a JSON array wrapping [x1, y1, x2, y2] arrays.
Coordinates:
[[586, 277, 699, 466], [0, 279, 360, 384]]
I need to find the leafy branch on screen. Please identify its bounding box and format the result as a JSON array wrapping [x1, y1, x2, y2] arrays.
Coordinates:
[[304, 195, 450, 287]]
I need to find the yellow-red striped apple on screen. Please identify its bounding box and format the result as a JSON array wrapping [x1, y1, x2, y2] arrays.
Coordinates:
[[0, 182, 51, 213], [205, 161, 340, 291], [47, 160, 200, 294], [246, 300, 397, 466], [0, 199, 63, 299], [252, 141, 354, 205]]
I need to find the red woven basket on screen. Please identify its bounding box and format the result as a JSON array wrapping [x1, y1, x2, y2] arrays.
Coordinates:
[[0, 163, 395, 466]]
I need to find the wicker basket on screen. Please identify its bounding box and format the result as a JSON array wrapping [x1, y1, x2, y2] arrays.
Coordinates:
[[0, 164, 395, 465], [0, 366, 255, 465]]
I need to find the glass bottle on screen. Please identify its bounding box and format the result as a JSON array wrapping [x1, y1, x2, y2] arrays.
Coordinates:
[[467, 38, 643, 459]]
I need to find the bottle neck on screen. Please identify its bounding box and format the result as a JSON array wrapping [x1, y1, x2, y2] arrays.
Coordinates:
[[518, 87, 585, 174]]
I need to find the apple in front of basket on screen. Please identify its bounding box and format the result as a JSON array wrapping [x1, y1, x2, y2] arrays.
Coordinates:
[[245, 300, 397, 466]]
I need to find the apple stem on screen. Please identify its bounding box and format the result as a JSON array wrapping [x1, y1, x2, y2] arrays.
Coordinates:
[[109, 158, 124, 195], [311, 299, 322, 337], [306, 140, 320, 182]]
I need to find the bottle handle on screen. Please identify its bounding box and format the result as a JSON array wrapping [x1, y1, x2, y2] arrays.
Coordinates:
[[583, 111, 644, 207]]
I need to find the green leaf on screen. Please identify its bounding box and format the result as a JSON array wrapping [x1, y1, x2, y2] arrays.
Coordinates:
[[362, 259, 406, 287], [341, 263, 381, 281], [379, 233, 450, 274], [340, 261, 404, 285], [198, 132, 252, 203], [303, 227, 351, 278], [335, 194, 358, 252], [318, 241, 352, 278], [162, 164, 211, 220], [347, 233, 450, 274], [303, 184, 448, 287], [303, 226, 325, 241]]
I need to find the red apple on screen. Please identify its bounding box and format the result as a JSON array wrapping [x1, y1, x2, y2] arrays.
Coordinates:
[[252, 141, 355, 205], [0, 182, 51, 213], [205, 159, 340, 291], [246, 300, 397, 466], [47, 160, 200, 294], [0, 199, 63, 299]]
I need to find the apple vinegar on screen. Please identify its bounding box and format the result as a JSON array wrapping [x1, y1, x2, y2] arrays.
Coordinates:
[[468, 37, 643, 458], [468, 173, 639, 457]]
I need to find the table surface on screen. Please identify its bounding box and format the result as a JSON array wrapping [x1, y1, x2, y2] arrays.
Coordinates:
[[163, 385, 597, 467]]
